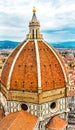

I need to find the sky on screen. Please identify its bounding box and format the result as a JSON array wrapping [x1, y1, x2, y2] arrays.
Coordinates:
[[0, 0, 75, 43]]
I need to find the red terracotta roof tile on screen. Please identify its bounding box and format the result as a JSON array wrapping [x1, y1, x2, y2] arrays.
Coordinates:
[[1, 42, 23, 87], [38, 41, 66, 91], [68, 90, 75, 96], [47, 115, 67, 130], [0, 110, 38, 130], [1, 40, 67, 92], [0, 109, 5, 121], [10, 41, 38, 92]]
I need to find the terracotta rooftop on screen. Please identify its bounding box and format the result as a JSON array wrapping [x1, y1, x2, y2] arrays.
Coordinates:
[[68, 90, 75, 96], [0, 109, 5, 121], [1, 40, 67, 92], [0, 110, 38, 130], [46, 115, 67, 130]]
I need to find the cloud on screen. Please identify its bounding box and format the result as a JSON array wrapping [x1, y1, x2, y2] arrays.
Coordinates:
[[42, 27, 75, 42], [0, 0, 75, 42]]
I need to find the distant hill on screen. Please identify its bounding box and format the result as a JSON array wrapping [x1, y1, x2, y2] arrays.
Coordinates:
[[0, 41, 20, 49], [51, 41, 75, 48], [0, 40, 75, 49]]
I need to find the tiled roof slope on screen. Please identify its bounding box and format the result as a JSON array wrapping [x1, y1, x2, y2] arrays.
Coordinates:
[[1, 40, 67, 92], [0, 109, 5, 121], [47, 115, 67, 130], [1, 42, 24, 87], [0, 110, 38, 130]]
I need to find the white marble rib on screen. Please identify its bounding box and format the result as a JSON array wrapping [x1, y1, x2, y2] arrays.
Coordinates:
[[42, 39, 67, 83], [7, 40, 29, 90], [34, 39, 41, 92]]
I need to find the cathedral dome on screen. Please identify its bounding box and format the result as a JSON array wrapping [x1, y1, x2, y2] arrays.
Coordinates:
[[0, 8, 67, 104], [1, 40, 67, 92]]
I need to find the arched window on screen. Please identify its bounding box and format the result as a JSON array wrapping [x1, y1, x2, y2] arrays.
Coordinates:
[[32, 30, 34, 39], [36, 30, 37, 39]]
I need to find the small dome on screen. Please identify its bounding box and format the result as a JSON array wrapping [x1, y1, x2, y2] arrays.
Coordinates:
[[0, 110, 38, 130], [46, 115, 67, 129]]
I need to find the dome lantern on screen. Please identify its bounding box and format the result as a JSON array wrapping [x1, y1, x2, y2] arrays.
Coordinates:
[[26, 7, 43, 39]]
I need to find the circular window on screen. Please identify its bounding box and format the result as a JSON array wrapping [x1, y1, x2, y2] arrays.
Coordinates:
[[50, 101, 58, 113], [21, 104, 28, 111], [50, 102, 56, 109]]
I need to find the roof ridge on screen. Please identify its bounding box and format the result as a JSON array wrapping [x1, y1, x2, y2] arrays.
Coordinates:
[[7, 110, 38, 130], [34, 39, 42, 94], [42, 39, 67, 83], [7, 40, 29, 90], [7, 112, 20, 130], [0, 112, 17, 130]]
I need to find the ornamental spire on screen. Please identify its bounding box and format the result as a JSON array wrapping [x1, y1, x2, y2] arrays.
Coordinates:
[[26, 7, 43, 40], [33, 7, 36, 13], [32, 7, 37, 21]]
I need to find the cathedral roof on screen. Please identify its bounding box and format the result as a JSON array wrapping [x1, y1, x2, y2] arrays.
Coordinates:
[[68, 90, 75, 96], [1, 40, 67, 92], [0, 8, 68, 103], [0, 110, 38, 130], [46, 115, 67, 130]]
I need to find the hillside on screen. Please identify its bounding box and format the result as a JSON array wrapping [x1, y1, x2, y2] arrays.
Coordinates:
[[0, 41, 19, 49], [52, 41, 75, 48], [0, 40, 75, 49]]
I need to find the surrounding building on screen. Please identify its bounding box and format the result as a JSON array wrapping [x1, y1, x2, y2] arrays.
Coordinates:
[[0, 7, 72, 130], [68, 96, 75, 130], [0, 110, 38, 130]]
